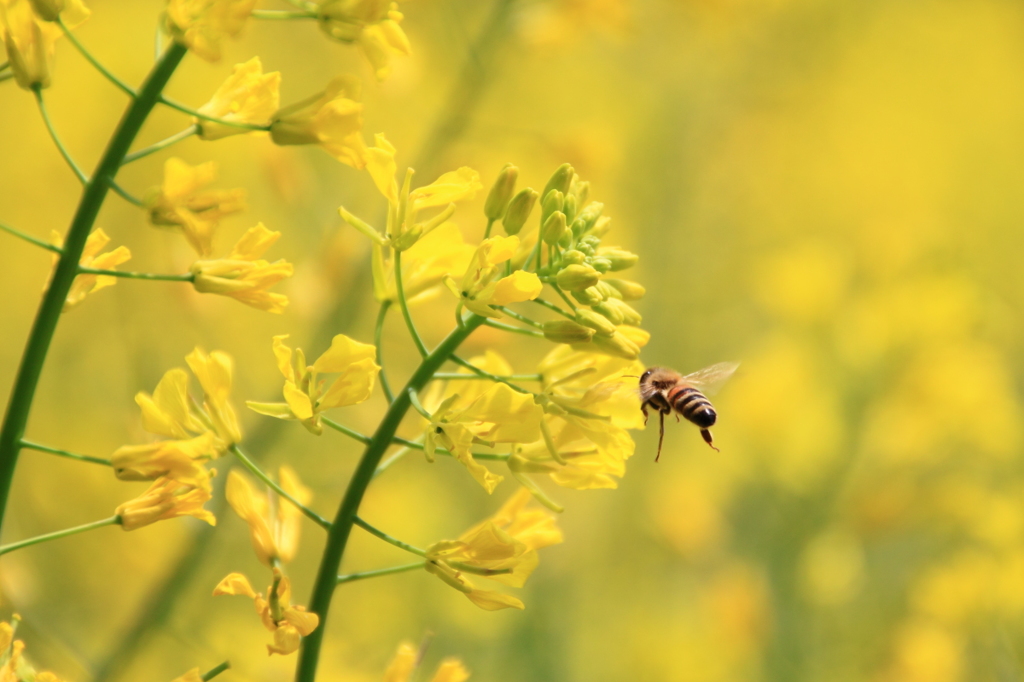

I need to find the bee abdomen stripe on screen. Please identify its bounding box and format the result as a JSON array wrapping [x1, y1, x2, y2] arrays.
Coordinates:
[[673, 391, 707, 411]]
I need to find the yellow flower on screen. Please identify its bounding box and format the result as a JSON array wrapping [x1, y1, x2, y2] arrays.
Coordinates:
[[213, 570, 319, 655], [135, 367, 205, 439], [0, 0, 61, 89], [423, 489, 561, 610], [270, 76, 366, 168], [424, 384, 543, 493], [383, 641, 471, 682], [195, 56, 280, 140], [226, 467, 311, 566], [372, 222, 475, 303], [165, 0, 255, 62], [317, 0, 410, 80], [445, 235, 543, 318], [190, 223, 294, 313], [185, 346, 243, 445], [247, 334, 380, 435], [110, 432, 219, 490], [47, 228, 131, 312], [115, 476, 216, 530], [147, 157, 246, 256]]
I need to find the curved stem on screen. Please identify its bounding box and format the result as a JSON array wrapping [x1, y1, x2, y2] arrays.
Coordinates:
[[550, 283, 577, 311], [33, 87, 88, 184], [228, 444, 330, 530], [406, 388, 432, 419], [0, 515, 120, 556], [321, 417, 372, 445], [58, 17, 137, 97], [390, 435, 509, 461], [494, 306, 544, 328], [337, 562, 424, 585], [106, 179, 145, 207], [158, 96, 271, 131], [531, 297, 574, 319], [0, 222, 62, 253], [374, 301, 395, 403], [0, 43, 189, 541], [122, 125, 198, 165], [393, 250, 428, 358], [201, 662, 231, 682], [20, 439, 111, 466], [353, 516, 426, 557], [295, 315, 484, 682], [449, 355, 534, 394], [481, 318, 545, 338], [77, 266, 194, 282]]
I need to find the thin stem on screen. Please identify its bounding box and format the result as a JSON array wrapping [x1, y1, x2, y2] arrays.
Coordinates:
[[494, 306, 544, 328], [449, 355, 534, 394], [432, 372, 542, 382], [229, 444, 331, 530], [393, 250, 429, 357], [251, 9, 317, 18], [158, 96, 271, 131], [532, 297, 575, 319], [0, 62, 8, 72], [0, 43, 190, 543], [337, 562, 424, 585], [201, 662, 231, 682], [20, 439, 111, 466], [551, 284, 578, 311], [33, 87, 88, 185], [391, 436, 510, 461], [481, 318, 545, 338], [296, 316, 485, 680], [0, 222, 62, 254], [122, 125, 198, 165], [0, 72, 13, 84], [77, 266, 195, 282], [58, 17, 137, 97], [406, 388, 432, 419], [374, 301, 395, 403], [106, 179, 145, 207], [483, 218, 495, 238], [321, 417, 372, 445], [0, 515, 120, 556], [353, 516, 427, 556]]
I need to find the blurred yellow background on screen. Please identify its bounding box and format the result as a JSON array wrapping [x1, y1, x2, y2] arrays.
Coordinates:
[[4, 0, 1024, 680]]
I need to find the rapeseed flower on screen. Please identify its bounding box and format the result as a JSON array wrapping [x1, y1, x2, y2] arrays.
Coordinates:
[[147, 158, 246, 256], [165, 0, 255, 62], [190, 223, 293, 313], [316, 0, 410, 80], [383, 641, 470, 682], [247, 334, 380, 435], [0, 0, 63, 89], [270, 76, 366, 167], [115, 476, 216, 530], [446, 235, 543, 318], [185, 346, 243, 445], [110, 432, 218, 490], [371, 222, 475, 303], [47, 228, 130, 311], [213, 570, 319, 655], [195, 56, 279, 140], [226, 467, 311, 566]]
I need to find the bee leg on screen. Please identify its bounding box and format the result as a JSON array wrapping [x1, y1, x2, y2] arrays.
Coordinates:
[[700, 428, 720, 453], [675, 413, 680, 423], [641, 401, 649, 426], [655, 411, 666, 463]]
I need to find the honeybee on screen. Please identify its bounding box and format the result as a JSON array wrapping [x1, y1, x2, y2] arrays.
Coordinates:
[[639, 362, 739, 462]]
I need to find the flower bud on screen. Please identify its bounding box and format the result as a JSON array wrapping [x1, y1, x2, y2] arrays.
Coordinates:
[[543, 320, 595, 344], [484, 163, 518, 221], [502, 188, 538, 235], [600, 248, 639, 271], [555, 264, 600, 291], [595, 280, 621, 300], [562, 193, 577, 223], [597, 298, 642, 326], [572, 286, 605, 306], [562, 249, 586, 265], [588, 331, 641, 360], [573, 202, 604, 236], [542, 211, 567, 246], [591, 258, 612, 273], [592, 300, 623, 325], [572, 180, 590, 206], [557, 230, 573, 248], [575, 309, 616, 336], [604, 278, 646, 300], [540, 189, 563, 225], [542, 163, 574, 201], [590, 216, 612, 237]]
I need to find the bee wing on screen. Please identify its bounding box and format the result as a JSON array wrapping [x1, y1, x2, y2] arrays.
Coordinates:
[[679, 361, 739, 396]]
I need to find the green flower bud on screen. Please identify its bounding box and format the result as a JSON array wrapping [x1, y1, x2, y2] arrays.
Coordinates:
[[572, 180, 590, 206], [29, 0, 63, 21], [562, 193, 577, 223], [600, 248, 639, 271], [599, 298, 642, 325], [558, 231, 573, 248], [577, 242, 595, 257], [572, 286, 605, 306], [541, 189, 564, 225], [484, 163, 518, 221], [581, 235, 601, 249], [589, 331, 641, 360], [591, 258, 612, 273], [575, 309, 617, 336], [590, 216, 612, 237], [555, 264, 600, 291], [542, 163, 574, 202], [562, 249, 586, 265], [502, 188, 538, 236], [604, 278, 646, 301], [595, 280, 621, 300], [592, 301, 624, 325], [543, 320, 595, 344], [542, 211, 567, 246], [574, 202, 604, 235]]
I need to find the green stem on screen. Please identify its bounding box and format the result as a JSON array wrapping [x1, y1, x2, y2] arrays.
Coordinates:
[[106, 179, 145, 207], [406, 388, 432, 419], [229, 444, 330, 530], [483, 218, 495, 238], [531, 297, 574, 319], [481, 318, 545, 338], [337, 562, 424, 585], [0, 43, 189, 542], [551, 283, 577, 311], [201, 661, 231, 682], [295, 315, 485, 682], [0, 72, 13, 84], [353, 516, 426, 557], [58, 17, 137, 97], [20, 439, 111, 466], [393, 249, 428, 357], [374, 301, 395, 403], [0, 62, 8, 73], [122, 125, 198, 165], [322, 417, 507, 460], [449, 354, 534, 394], [251, 9, 317, 18], [432, 372, 542, 382], [33, 87, 88, 184], [321, 417, 372, 445], [390, 436, 509, 461], [158, 96, 271, 131], [0, 515, 120, 556], [77, 266, 195, 282], [0, 222, 62, 254], [495, 306, 544, 328]]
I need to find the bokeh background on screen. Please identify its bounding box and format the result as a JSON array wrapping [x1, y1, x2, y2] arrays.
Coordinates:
[[4, 0, 1024, 680]]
